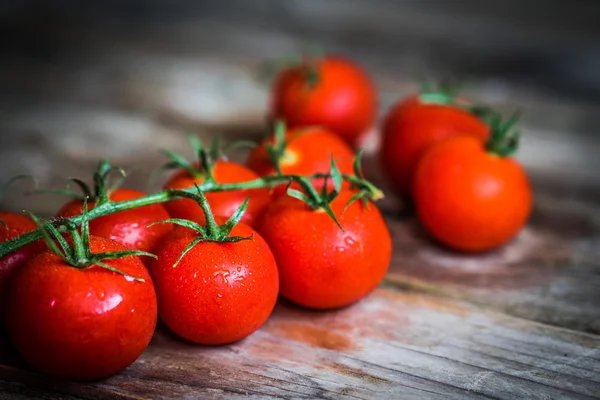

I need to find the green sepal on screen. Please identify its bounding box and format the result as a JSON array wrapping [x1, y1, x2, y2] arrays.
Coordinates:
[[287, 187, 313, 205], [320, 203, 343, 231], [148, 218, 207, 237], [220, 197, 250, 236], [30, 177, 92, 200], [266, 119, 288, 175], [223, 140, 258, 155], [0, 174, 39, 198], [330, 156, 342, 194], [353, 149, 365, 179], [485, 110, 522, 157], [26, 211, 72, 263], [159, 149, 198, 178], [94, 261, 145, 283], [172, 236, 204, 268], [342, 190, 369, 215]]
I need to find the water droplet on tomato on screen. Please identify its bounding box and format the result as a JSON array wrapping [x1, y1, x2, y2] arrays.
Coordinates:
[[131, 308, 135, 313], [50, 299, 56, 307], [236, 267, 242, 273], [344, 236, 356, 246], [214, 293, 224, 305], [99, 291, 105, 299], [337, 246, 345, 252]]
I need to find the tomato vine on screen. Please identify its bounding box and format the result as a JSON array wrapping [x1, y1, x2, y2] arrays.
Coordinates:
[[0, 153, 382, 260]]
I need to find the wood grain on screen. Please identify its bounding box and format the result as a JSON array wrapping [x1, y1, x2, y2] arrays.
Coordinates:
[[0, 3, 599, 398], [382, 191, 600, 334], [1, 289, 599, 400]]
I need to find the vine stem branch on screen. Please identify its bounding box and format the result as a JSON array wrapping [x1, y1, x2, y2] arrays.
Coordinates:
[[0, 172, 380, 258]]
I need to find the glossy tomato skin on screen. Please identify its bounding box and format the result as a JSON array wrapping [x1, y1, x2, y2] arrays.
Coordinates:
[[256, 191, 392, 310], [163, 160, 271, 227], [247, 126, 355, 197], [381, 101, 489, 198], [6, 236, 157, 380], [0, 212, 45, 327], [150, 221, 279, 345], [56, 188, 172, 255], [413, 135, 533, 252], [271, 56, 377, 147]]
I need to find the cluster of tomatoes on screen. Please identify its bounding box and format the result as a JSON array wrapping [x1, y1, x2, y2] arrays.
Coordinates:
[[0, 54, 394, 382], [269, 53, 533, 252], [0, 53, 533, 382]]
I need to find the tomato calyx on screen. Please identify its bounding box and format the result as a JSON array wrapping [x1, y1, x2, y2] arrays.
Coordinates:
[[26, 199, 153, 281], [156, 134, 256, 183], [485, 110, 522, 157], [286, 151, 384, 230], [416, 79, 502, 128], [35, 160, 127, 207], [256, 47, 324, 88], [417, 79, 463, 106], [265, 120, 290, 175], [285, 158, 344, 229], [150, 185, 253, 268]]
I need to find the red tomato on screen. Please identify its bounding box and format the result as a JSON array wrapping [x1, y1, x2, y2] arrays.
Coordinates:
[[56, 188, 172, 255], [6, 236, 157, 380], [246, 126, 356, 197], [0, 212, 45, 327], [271, 56, 377, 147], [163, 160, 271, 227], [256, 190, 392, 310], [413, 135, 533, 252], [150, 220, 279, 344], [381, 99, 489, 198]]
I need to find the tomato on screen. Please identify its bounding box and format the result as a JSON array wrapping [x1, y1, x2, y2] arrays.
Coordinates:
[[381, 97, 489, 198], [256, 190, 391, 310], [246, 126, 356, 197], [0, 212, 45, 327], [56, 188, 173, 256], [150, 220, 279, 345], [163, 160, 271, 227], [413, 135, 533, 252], [6, 236, 157, 380], [271, 56, 377, 147]]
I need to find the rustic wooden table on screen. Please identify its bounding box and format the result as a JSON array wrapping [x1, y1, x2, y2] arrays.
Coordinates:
[[0, 2, 599, 398]]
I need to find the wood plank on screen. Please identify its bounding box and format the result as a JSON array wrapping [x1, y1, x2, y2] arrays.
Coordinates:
[[1, 289, 599, 399], [382, 199, 600, 334]]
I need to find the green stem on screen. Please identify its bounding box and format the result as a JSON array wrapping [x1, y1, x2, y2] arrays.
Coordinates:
[[69, 225, 87, 263], [0, 172, 382, 258], [195, 190, 220, 238]]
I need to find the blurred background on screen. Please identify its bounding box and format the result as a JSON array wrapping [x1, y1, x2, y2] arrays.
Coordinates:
[[0, 0, 599, 214]]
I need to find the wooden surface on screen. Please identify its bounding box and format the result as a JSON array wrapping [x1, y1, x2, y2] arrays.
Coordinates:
[[2, 289, 600, 400], [0, 2, 600, 398]]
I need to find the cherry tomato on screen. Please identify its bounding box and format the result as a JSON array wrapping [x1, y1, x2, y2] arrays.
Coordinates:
[[271, 56, 377, 147], [56, 188, 173, 256], [246, 126, 356, 197], [381, 98, 489, 198], [150, 220, 279, 345], [0, 212, 45, 327], [6, 236, 157, 380], [256, 190, 391, 310], [163, 160, 271, 227], [413, 135, 533, 252]]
